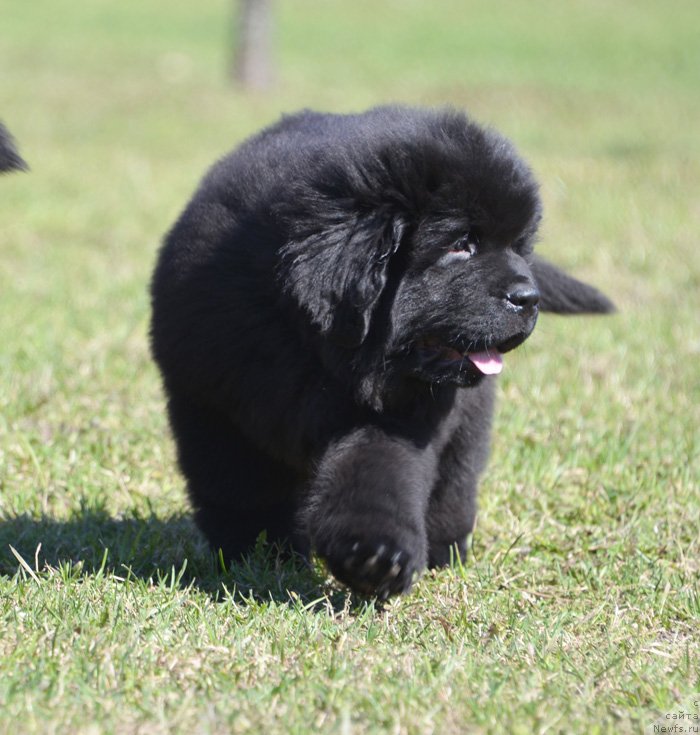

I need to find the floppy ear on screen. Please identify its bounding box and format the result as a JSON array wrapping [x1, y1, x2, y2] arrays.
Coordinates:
[[278, 210, 405, 346], [531, 255, 615, 314]]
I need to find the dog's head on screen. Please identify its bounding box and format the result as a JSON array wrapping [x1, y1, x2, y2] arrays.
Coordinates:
[[276, 107, 613, 392]]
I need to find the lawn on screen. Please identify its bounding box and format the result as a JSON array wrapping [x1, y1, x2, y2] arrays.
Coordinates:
[[1, 0, 698, 733]]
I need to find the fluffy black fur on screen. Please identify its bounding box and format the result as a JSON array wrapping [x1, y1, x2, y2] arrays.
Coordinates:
[[150, 106, 613, 598], [0, 123, 27, 173]]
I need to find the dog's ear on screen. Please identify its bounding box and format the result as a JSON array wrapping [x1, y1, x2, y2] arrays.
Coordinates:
[[531, 255, 615, 314], [279, 210, 405, 347], [0, 123, 28, 173]]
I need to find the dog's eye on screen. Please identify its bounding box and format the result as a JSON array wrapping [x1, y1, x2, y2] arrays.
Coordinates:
[[447, 233, 478, 260], [513, 236, 533, 257]]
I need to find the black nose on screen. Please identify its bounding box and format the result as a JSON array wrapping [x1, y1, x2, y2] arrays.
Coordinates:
[[506, 284, 540, 311]]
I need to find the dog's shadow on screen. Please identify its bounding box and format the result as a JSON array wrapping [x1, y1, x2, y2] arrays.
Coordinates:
[[0, 510, 352, 611]]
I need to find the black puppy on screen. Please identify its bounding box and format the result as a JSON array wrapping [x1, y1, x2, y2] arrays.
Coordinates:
[[150, 106, 613, 598], [0, 122, 27, 173]]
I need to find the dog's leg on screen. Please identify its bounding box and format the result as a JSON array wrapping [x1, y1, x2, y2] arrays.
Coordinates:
[[425, 434, 479, 568], [426, 391, 494, 568], [303, 426, 435, 598], [166, 394, 307, 562]]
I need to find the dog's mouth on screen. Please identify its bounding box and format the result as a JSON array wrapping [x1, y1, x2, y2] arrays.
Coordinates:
[[410, 332, 530, 384], [416, 338, 503, 375], [466, 350, 503, 375]]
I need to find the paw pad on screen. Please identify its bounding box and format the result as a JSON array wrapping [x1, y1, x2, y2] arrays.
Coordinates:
[[324, 538, 419, 599]]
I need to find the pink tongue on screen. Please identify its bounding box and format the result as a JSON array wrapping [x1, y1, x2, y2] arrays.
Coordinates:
[[467, 351, 503, 375]]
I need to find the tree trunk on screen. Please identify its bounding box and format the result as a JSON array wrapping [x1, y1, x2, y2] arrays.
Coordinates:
[[233, 0, 274, 91]]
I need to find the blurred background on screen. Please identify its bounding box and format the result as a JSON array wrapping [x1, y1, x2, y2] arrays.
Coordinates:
[[2, 4, 699, 729], [1, 0, 698, 522]]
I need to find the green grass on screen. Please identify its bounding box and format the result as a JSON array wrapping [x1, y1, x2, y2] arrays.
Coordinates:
[[1, 0, 699, 732]]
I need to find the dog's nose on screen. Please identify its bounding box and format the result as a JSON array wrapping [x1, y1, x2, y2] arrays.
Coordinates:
[[506, 284, 540, 311]]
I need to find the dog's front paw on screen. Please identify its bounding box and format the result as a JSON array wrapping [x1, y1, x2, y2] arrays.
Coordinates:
[[427, 538, 468, 569], [319, 536, 422, 599]]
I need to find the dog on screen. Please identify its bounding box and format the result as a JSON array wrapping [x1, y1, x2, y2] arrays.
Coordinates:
[[0, 122, 27, 173], [150, 106, 613, 598]]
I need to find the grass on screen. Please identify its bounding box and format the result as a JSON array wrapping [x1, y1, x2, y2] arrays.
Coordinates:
[[1, 0, 699, 732]]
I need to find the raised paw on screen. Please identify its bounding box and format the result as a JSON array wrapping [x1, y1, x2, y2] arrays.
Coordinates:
[[321, 537, 421, 599]]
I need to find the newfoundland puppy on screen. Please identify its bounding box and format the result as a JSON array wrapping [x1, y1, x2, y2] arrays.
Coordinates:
[[150, 106, 613, 598]]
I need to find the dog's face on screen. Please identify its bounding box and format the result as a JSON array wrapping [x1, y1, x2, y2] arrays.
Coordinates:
[[276, 109, 613, 395], [387, 223, 541, 388]]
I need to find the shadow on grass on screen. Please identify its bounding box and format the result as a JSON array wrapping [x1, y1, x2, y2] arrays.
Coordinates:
[[0, 510, 352, 610]]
